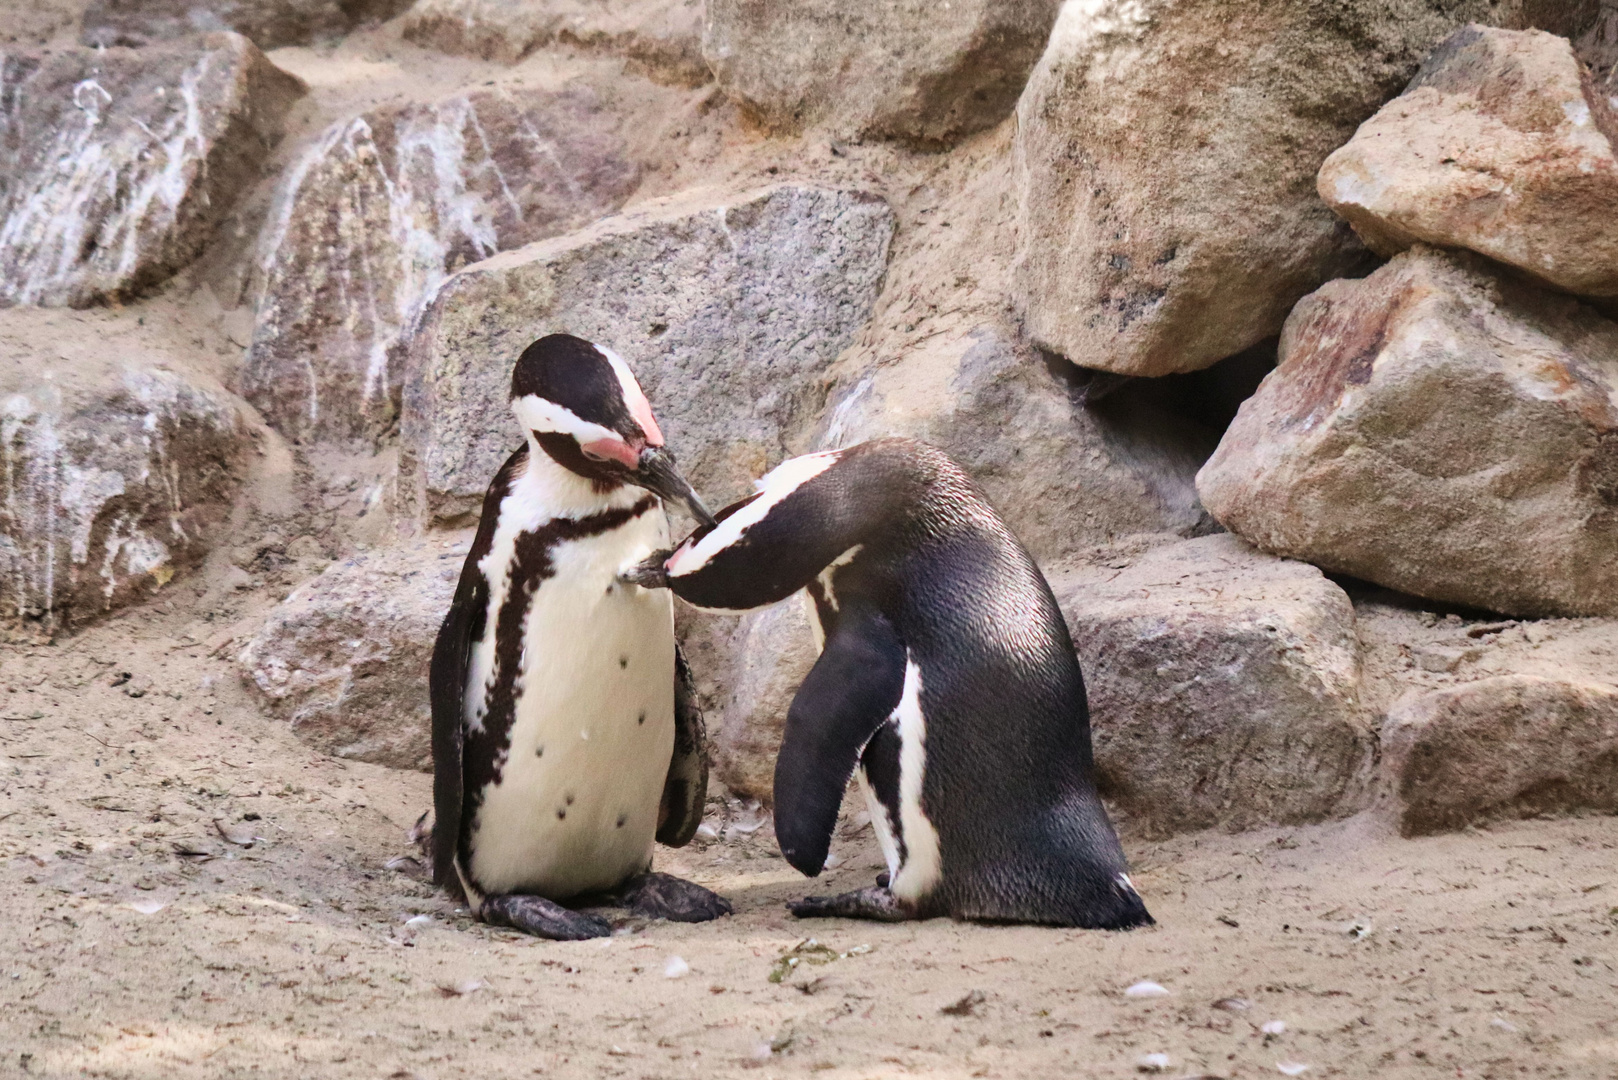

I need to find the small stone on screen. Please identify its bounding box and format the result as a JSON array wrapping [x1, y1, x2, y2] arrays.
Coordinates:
[[1262, 1020, 1288, 1035], [1277, 1063, 1311, 1077], [1125, 981, 1170, 999], [1136, 1052, 1172, 1072], [124, 899, 166, 915], [664, 955, 690, 979]]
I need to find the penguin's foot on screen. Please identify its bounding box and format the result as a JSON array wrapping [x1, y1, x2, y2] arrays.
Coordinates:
[[788, 885, 911, 922], [619, 872, 732, 923], [481, 894, 613, 940]]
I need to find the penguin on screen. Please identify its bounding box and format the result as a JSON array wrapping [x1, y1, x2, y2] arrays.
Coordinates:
[[430, 333, 731, 940], [624, 438, 1151, 929]]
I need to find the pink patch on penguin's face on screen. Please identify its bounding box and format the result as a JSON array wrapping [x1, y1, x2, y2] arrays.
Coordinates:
[[624, 380, 663, 447], [581, 437, 641, 468]]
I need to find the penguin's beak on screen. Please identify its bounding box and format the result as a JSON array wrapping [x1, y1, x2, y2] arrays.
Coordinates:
[[632, 446, 716, 528]]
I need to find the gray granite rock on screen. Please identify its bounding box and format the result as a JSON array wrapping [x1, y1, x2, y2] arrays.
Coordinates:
[[238, 540, 463, 769], [1051, 534, 1371, 836], [0, 34, 305, 308], [704, 0, 1059, 145], [82, 0, 413, 49], [1383, 674, 1618, 835], [400, 183, 895, 523], [243, 84, 638, 444]]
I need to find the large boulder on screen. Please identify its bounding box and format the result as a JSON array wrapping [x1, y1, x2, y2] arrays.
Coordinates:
[[400, 183, 895, 524], [816, 321, 1206, 560], [711, 598, 819, 801], [1012, 0, 1569, 377], [1198, 247, 1618, 619], [402, 0, 708, 86], [1320, 26, 1618, 299], [81, 0, 414, 49], [242, 85, 639, 445], [1382, 675, 1618, 835], [238, 540, 462, 769], [703, 0, 1059, 145], [1051, 534, 1371, 836], [0, 35, 305, 309], [0, 343, 248, 637]]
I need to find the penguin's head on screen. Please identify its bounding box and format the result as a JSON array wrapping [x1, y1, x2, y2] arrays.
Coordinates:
[[510, 334, 716, 526]]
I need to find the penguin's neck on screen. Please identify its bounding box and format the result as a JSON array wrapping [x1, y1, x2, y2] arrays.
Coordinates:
[[514, 435, 647, 523]]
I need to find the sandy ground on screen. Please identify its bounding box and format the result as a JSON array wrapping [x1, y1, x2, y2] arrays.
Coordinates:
[[4, 594, 1617, 1080]]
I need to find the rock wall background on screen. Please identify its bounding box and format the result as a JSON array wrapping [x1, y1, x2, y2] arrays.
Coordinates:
[[3, 0, 1616, 841]]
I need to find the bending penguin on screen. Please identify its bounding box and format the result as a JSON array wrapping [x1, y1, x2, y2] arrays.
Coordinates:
[[431, 333, 731, 940], [627, 438, 1151, 929]]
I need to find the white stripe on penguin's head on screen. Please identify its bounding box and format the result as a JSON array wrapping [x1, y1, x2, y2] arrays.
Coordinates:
[[666, 450, 841, 578], [597, 343, 663, 447]]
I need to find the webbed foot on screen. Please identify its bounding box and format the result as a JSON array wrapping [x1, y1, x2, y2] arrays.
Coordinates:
[[620, 872, 732, 923], [481, 894, 613, 940], [788, 885, 910, 922]]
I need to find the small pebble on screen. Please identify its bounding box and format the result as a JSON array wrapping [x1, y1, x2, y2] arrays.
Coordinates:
[[1262, 1020, 1287, 1035], [1490, 1018, 1518, 1033], [1276, 1063, 1310, 1076], [1213, 996, 1252, 1012], [1125, 980, 1170, 998], [125, 899, 166, 915], [664, 955, 690, 979], [1136, 1051, 1171, 1072], [749, 1041, 773, 1061]]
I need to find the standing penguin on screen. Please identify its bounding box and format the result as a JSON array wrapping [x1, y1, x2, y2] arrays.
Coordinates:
[[626, 438, 1151, 929], [431, 333, 730, 940]]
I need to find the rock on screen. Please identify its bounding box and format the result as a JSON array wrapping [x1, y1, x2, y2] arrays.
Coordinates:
[[1383, 675, 1618, 835], [712, 598, 819, 801], [1197, 246, 1618, 618], [1012, 0, 1565, 377], [1, 358, 248, 637], [82, 0, 414, 49], [401, 183, 895, 523], [238, 540, 462, 769], [402, 0, 708, 85], [1320, 26, 1618, 299], [0, 34, 305, 309], [243, 84, 639, 445], [1050, 534, 1371, 835], [703, 0, 1059, 145], [817, 321, 1207, 560]]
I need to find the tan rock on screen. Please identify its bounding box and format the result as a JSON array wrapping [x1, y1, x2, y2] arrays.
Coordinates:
[[243, 84, 638, 444], [82, 0, 412, 49], [400, 184, 895, 524], [1197, 247, 1618, 618], [402, 0, 708, 85], [238, 540, 462, 769], [703, 0, 1059, 145], [1383, 674, 1618, 835], [0, 35, 305, 308], [1051, 534, 1371, 836], [1013, 0, 1563, 377], [1320, 26, 1618, 298]]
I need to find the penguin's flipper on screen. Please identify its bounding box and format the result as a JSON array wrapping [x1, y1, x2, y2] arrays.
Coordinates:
[[429, 573, 484, 892], [774, 608, 906, 879], [656, 643, 708, 847]]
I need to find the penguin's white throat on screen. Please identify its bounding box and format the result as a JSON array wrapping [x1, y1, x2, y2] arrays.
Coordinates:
[[518, 435, 645, 519]]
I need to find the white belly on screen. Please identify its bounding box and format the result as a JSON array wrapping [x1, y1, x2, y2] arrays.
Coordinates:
[[469, 512, 676, 899]]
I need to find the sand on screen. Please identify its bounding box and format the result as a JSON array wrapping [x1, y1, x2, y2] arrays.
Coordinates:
[[3, 591, 1617, 1080]]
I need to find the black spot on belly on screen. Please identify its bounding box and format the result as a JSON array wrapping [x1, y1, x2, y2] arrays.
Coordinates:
[[619, 655, 628, 669], [616, 814, 627, 828], [556, 808, 566, 820], [637, 711, 645, 726], [565, 792, 575, 806], [535, 745, 544, 757]]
